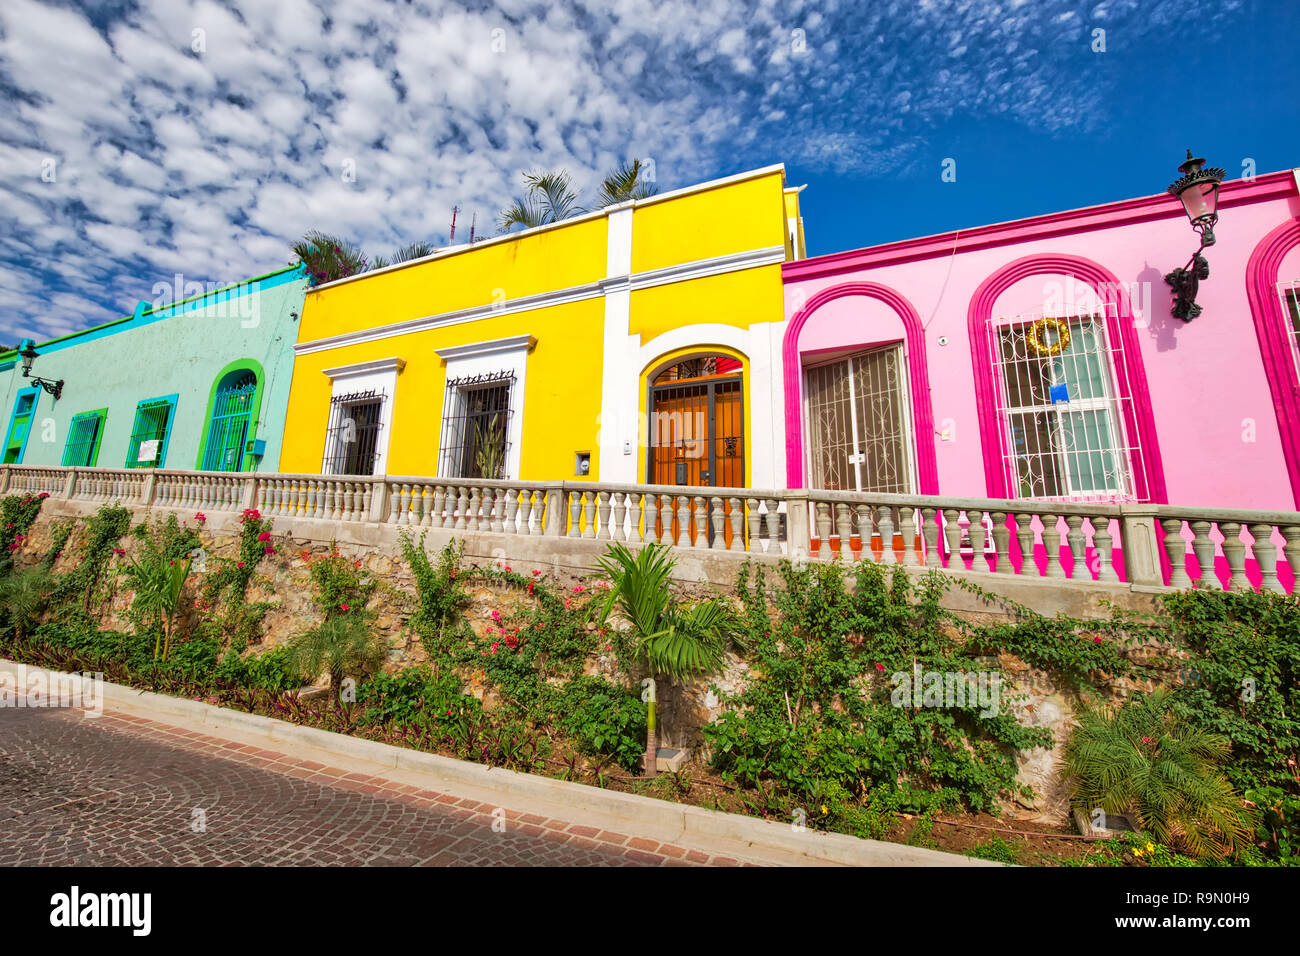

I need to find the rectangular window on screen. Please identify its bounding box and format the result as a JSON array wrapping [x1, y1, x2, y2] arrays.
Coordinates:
[[62, 409, 107, 467], [322, 389, 385, 476], [3, 389, 38, 465], [805, 344, 914, 493], [994, 315, 1130, 500], [438, 371, 515, 480], [125, 396, 177, 469], [1280, 280, 1300, 382]]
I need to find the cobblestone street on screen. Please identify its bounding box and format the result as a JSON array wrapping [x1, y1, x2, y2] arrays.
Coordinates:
[[0, 707, 749, 867]]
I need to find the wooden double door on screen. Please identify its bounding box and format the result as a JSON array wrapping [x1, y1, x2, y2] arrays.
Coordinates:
[[648, 360, 744, 545]]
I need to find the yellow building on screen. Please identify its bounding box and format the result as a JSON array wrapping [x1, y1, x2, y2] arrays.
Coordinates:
[[280, 165, 806, 489]]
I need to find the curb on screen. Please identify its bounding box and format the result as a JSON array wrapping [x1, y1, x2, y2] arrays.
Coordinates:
[[1, 659, 999, 867]]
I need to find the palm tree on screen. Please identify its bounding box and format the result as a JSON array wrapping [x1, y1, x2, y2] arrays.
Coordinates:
[[123, 553, 192, 661], [596, 542, 732, 776], [284, 615, 387, 700], [0, 567, 54, 644], [291, 231, 371, 285], [594, 159, 657, 207], [1061, 689, 1253, 859], [498, 169, 582, 232], [371, 240, 438, 270]]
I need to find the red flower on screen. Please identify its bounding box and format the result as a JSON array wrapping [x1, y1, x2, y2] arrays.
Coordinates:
[[257, 531, 271, 542], [237, 561, 245, 569], [194, 512, 206, 522], [490, 609, 501, 622], [37, 492, 49, 499], [572, 585, 585, 594], [526, 582, 535, 594], [264, 546, 276, 556], [532, 569, 541, 576], [112, 547, 126, 556], [505, 634, 518, 649], [1092, 636, 1103, 644], [875, 663, 885, 672], [490, 641, 499, 655], [340, 603, 351, 612]]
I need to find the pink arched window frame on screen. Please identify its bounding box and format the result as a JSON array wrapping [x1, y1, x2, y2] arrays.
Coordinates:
[[783, 281, 940, 493], [966, 253, 1169, 504], [1245, 218, 1300, 509]]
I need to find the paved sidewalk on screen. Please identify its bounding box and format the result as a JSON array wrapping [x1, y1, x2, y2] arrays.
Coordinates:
[[0, 706, 752, 866]]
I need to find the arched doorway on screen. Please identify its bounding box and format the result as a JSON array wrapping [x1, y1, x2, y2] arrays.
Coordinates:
[[201, 368, 258, 471], [646, 353, 744, 488]]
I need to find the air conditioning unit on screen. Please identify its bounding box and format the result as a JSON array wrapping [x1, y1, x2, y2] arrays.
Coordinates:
[[245, 438, 267, 457]]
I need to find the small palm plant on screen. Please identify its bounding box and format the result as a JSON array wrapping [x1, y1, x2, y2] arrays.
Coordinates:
[[1061, 689, 1253, 859], [0, 566, 54, 643], [284, 615, 387, 701], [371, 240, 438, 270], [123, 553, 192, 661], [498, 168, 582, 232], [473, 415, 506, 479], [594, 159, 658, 207], [596, 542, 732, 776]]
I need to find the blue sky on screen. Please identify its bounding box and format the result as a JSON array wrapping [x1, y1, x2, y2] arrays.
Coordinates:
[[0, 0, 1295, 344]]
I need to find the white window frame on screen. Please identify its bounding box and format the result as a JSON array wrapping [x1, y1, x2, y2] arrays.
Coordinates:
[[801, 341, 918, 494], [1278, 279, 1300, 385], [320, 357, 404, 476], [991, 313, 1136, 502], [434, 335, 535, 481]]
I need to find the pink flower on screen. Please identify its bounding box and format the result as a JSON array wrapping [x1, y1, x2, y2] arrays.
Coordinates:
[[1142, 736, 1155, 745], [505, 634, 518, 649], [490, 609, 501, 622], [112, 547, 126, 556], [563, 598, 573, 611], [237, 561, 245, 569], [340, 604, 350, 612], [264, 546, 276, 556], [194, 512, 206, 522], [1092, 636, 1103, 644], [572, 585, 585, 593], [490, 641, 499, 655], [257, 531, 271, 542], [37, 492, 49, 499], [875, 663, 885, 672], [532, 569, 541, 576]]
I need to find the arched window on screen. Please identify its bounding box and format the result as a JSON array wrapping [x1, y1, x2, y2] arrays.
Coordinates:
[[201, 368, 258, 471], [967, 255, 1165, 503], [989, 312, 1137, 501]]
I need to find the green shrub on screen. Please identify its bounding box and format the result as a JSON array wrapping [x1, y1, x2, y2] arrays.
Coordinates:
[[398, 531, 472, 666], [967, 835, 1021, 864], [1062, 689, 1253, 860], [356, 665, 481, 733], [215, 645, 306, 692], [705, 561, 1049, 822], [553, 675, 647, 772]]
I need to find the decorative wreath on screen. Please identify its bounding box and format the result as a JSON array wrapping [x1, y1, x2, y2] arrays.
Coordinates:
[[1027, 316, 1071, 356]]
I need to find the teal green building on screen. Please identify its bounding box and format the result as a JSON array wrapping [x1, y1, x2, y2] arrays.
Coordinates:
[[0, 265, 307, 473]]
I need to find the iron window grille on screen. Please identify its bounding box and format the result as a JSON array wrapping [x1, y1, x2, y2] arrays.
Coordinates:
[[805, 343, 914, 494], [990, 313, 1142, 502], [62, 410, 106, 467], [322, 388, 385, 476], [438, 370, 515, 480], [126, 397, 176, 469], [202, 372, 257, 472], [1278, 279, 1300, 385]]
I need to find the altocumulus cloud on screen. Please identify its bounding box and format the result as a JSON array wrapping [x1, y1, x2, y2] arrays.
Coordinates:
[[0, 0, 1241, 343]]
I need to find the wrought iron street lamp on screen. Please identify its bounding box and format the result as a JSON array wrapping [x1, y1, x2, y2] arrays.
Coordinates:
[[17, 338, 63, 400], [1164, 149, 1226, 321]]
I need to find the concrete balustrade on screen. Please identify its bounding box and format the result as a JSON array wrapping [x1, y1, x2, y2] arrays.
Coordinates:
[[3, 463, 1298, 595]]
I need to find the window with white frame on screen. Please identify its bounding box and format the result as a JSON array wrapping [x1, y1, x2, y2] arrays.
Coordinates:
[[992, 313, 1137, 501], [434, 335, 534, 481], [319, 358, 403, 476], [437, 371, 515, 480], [804, 343, 915, 493], [1279, 279, 1300, 383]]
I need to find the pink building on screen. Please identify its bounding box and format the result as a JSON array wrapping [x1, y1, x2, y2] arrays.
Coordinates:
[[782, 167, 1300, 513]]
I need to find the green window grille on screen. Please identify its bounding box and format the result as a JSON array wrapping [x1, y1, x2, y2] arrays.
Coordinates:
[[61, 410, 106, 466], [3, 390, 36, 464], [126, 397, 176, 469], [202, 373, 257, 472]]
